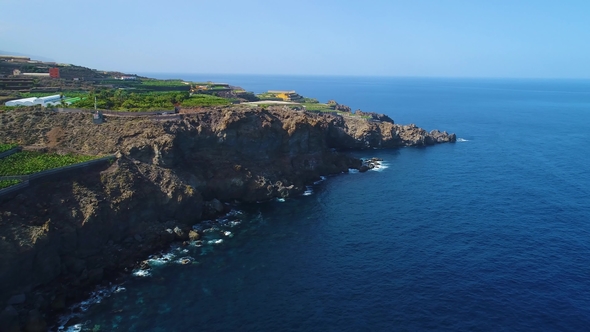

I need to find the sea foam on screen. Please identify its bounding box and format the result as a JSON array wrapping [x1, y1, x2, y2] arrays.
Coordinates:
[[56, 285, 123, 331], [371, 161, 389, 172], [314, 176, 327, 185]]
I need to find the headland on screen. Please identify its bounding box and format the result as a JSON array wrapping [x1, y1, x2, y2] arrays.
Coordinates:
[[0, 56, 455, 331]]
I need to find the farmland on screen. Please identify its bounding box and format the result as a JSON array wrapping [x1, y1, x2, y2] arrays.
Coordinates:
[[0, 143, 18, 153], [0, 151, 99, 176]]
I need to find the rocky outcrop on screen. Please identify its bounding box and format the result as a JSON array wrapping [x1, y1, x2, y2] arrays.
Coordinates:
[[359, 157, 383, 172], [354, 109, 395, 123], [327, 100, 352, 113], [326, 114, 455, 149], [0, 105, 454, 330]]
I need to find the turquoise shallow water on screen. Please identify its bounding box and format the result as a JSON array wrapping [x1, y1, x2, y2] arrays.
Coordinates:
[[60, 76, 590, 331]]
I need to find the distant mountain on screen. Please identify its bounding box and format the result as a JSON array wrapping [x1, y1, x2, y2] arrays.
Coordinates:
[[0, 50, 55, 62]]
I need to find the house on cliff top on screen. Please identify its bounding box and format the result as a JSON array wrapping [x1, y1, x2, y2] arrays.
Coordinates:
[[266, 90, 303, 102]]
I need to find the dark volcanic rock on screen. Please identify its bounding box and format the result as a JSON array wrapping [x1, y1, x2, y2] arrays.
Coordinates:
[[0, 105, 455, 330], [354, 110, 395, 123]]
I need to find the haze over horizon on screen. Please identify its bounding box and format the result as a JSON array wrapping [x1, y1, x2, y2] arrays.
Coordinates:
[[1, 0, 589, 79]]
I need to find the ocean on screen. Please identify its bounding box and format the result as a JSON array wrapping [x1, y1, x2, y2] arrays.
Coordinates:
[[59, 76, 590, 331]]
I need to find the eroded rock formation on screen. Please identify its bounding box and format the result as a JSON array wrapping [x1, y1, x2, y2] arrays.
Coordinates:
[[0, 105, 454, 330]]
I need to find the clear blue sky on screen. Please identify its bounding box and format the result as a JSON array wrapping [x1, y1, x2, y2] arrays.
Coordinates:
[[2, 0, 589, 78]]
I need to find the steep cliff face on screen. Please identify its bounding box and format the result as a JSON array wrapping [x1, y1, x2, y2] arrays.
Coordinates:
[[0, 158, 201, 331], [0, 107, 454, 203], [0, 106, 454, 331]]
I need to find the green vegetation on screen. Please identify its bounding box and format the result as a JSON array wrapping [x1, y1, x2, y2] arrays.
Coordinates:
[[98, 79, 141, 86], [0, 106, 21, 112], [0, 151, 99, 176], [18, 91, 88, 99], [95, 79, 193, 92], [136, 79, 190, 91], [181, 94, 232, 107], [68, 89, 232, 111], [71, 90, 180, 111], [64, 97, 81, 104], [256, 93, 282, 101], [0, 179, 21, 189], [0, 143, 18, 153], [140, 79, 189, 87], [301, 103, 333, 112]]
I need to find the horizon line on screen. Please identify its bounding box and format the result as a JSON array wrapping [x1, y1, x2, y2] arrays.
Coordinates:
[[132, 72, 590, 81]]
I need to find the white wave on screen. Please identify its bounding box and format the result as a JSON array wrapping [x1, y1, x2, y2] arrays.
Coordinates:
[[147, 252, 175, 266], [229, 220, 241, 227], [56, 284, 124, 330], [370, 161, 389, 172], [457, 138, 470, 142], [132, 269, 151, 277], [348, 168, 360, 174], [303, 186, 313, 196], [113, 286, 126, 293], [58, 323, 83, 332], [313, 176, 327, 184], [276, 198, 286, 202], [176, 256, 194, 265], [207, 239, 224, 245], [226, 209, 243, 217]]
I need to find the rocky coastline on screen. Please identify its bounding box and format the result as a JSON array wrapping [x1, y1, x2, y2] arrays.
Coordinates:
[[0, 105, 455, 331]]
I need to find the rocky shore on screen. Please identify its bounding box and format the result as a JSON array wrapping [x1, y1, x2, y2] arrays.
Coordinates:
[[0, 105, 455, 331]]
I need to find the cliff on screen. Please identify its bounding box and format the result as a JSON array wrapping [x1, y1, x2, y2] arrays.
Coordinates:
[[0, 106, 454, 331]]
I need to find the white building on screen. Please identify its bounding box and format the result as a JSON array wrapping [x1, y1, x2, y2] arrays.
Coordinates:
[[5, 94, 63, 107], [21, 73, 50, 77]]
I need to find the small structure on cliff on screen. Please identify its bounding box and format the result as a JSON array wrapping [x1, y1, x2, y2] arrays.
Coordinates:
[[92, 111, 104, 124], [266, 90, 304, 102]]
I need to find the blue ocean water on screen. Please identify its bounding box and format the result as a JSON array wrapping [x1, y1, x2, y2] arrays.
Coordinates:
[[62, 76, 590, 331]]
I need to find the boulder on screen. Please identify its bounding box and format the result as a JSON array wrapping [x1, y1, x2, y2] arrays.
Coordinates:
[[0, 305, 20, 332], [6, 294, 25, 305], [23, 309, 46, 332], [188, 230, 200, 241]]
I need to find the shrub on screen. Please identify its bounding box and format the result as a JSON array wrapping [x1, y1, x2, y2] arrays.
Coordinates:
[[0, 143, 18, 153], [0, 179, 21, 189], [0, 151, 98, 176]]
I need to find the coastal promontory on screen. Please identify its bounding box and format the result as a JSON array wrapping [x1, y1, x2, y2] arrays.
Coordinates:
[[0, 105, 454, 331]]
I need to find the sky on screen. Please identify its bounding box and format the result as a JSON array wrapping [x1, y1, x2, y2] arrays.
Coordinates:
[[1, 0, 590, 78]]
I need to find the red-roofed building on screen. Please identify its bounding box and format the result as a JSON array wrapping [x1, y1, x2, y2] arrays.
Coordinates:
[[49, 67, 60, 78]]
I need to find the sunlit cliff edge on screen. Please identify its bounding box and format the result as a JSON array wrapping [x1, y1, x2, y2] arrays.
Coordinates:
[[0, 105, 454, 331]]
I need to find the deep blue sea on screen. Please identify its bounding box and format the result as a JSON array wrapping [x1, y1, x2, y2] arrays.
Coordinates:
[[61, 76, 590, 331]]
